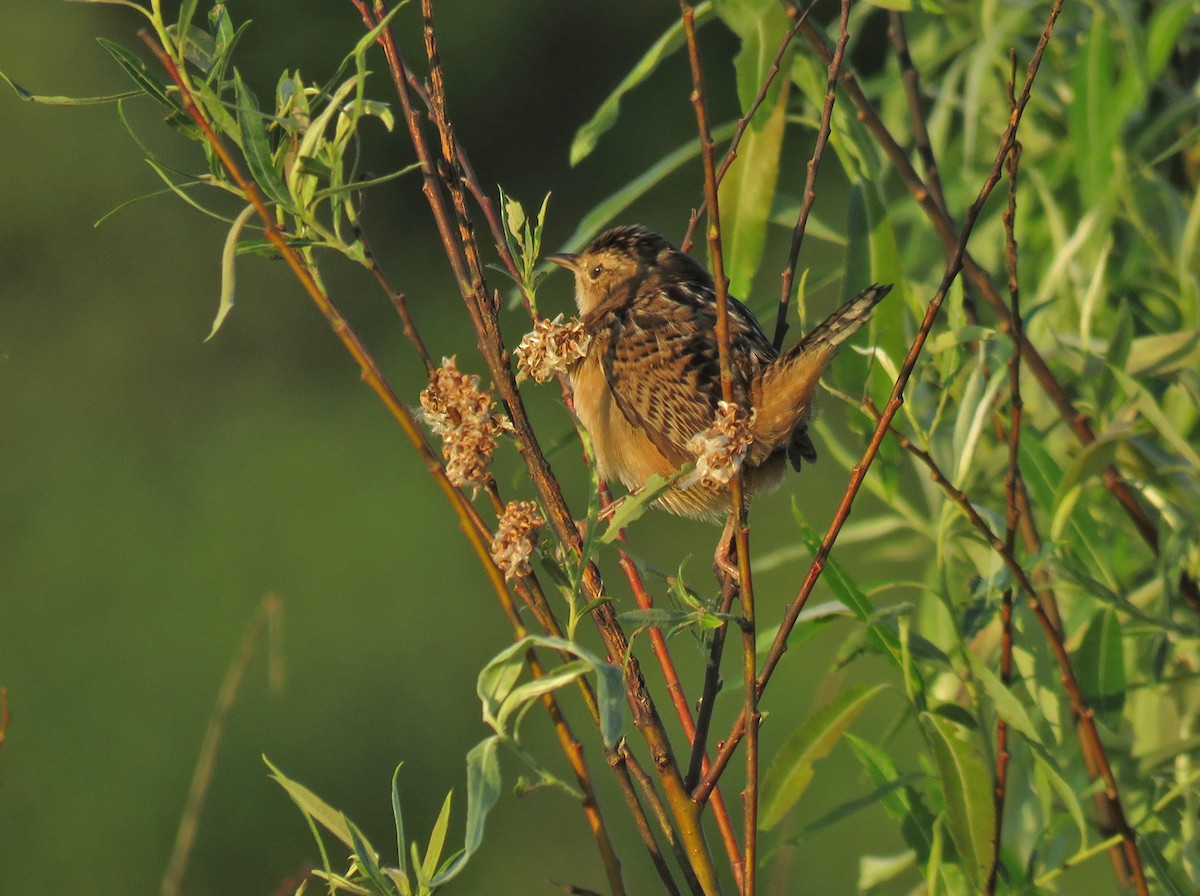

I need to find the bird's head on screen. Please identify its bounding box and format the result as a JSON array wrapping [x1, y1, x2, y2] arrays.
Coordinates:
[[547, 224, 710, 315]]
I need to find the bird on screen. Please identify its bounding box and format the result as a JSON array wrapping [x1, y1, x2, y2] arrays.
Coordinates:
[[547, 224, 890, 527]]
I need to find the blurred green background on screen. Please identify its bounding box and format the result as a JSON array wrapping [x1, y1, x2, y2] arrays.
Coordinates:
[[1, 3, 966, 894]]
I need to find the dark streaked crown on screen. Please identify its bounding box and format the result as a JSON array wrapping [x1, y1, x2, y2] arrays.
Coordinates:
[[585, 225, 712, 288]]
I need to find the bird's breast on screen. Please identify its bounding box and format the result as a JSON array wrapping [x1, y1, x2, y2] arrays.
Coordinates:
[[569, 355, 678, 492]]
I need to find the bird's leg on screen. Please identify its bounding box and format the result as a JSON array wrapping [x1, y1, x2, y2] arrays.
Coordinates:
[[713, 513, 741, 586]]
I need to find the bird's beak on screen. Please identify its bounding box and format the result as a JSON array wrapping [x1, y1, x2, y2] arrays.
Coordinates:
[[546, 252, 581, 273]]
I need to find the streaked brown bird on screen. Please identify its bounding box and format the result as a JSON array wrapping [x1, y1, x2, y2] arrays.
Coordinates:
[[548, 224, 890, 525]]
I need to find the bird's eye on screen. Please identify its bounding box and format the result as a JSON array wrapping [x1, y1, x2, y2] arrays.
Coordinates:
[[589, 265, 603, 280]]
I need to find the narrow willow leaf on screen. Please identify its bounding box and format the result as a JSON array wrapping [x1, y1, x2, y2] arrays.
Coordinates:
[[719, 77, 789, 297], [206, 204, 257, 341], [346, 819, 387, 891], [1070, 14, 1117, 202], [600, 469, 689, 542], [919, 712, 996, 889], [760, 683, 888, 829], [792, 774, 922, 841], [421, 791, 453, 882], [233, 71, 290, 207], [1111, 366, 1200, 468], [569, 2, 712, 166], [1025, 740, 1088, 846], [1141, 831, 1192, 896], [478, 635, 624, 748], [562, 121, 737, 253], [844, 733, 938, 862], [391, 764, 408, 877], [1075, 606, 1127, 727], [0, 69, 139, 105], [430, 738, 501, 886], [858, 851, 917, 889], [1126, 330, 1200, 376], [96, 38, 180, 111], [265, 757, 356, 849], [966, 652, 1040, 742]]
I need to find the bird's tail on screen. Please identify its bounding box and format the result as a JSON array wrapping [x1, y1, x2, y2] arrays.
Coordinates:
[[791, 283, 893, 357], [751, 284, 892, 460]]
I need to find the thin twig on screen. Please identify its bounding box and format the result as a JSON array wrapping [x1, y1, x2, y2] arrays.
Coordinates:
[[771, 0, 850, 351], [619, 747, 706, 896], [681, 5, 760, 892], [685, 574, 737, 793], [985, 52, 1023, 896], [886, 11, 949, 220], [616, 546, 746, 887], [354, 223, 435, 375], [162, 594, 283, 896], [695, 0, 1069, 802]]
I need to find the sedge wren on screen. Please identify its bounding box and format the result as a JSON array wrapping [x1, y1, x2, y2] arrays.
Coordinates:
[[548, 224, 890, 523]]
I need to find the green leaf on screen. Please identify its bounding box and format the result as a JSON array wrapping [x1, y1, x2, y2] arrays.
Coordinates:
[[0, 69, 140, 105], [1025, 740, 1088, 847], [233, 70, 290, 207], [478, 635, 624, 749], [391, 764, 408, 877], [1126, 330, 1200, 376], [790, 773, 922, 841], [844, 733, 938, 863], [206, 204, 257, 341], [600, 468, 690, 542], [919, 712, 996, 889], [346, 819, 389, 893], [265, 757, 356, 849], [1070, 13, 1118, 203], [569, 2, 712, 166], [430, 737, 501, 886], [421, 790, 453, 882], [760, 683, 887, 829], [966, 652, 1040, 743], [96, 38, 181, 111], [719, 71, 789, 297], [560, 120, 737, 254], [1074, 606, 1126, 727]]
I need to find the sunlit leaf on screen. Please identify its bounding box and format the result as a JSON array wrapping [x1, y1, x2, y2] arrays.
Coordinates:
[[760, 683, 888, 829], [1074, 606, 1127, 727], [569, 2, 713, 166], [266, 757, 355, 849], [206, 204, 257, 341], [919, 712, 995, 889]]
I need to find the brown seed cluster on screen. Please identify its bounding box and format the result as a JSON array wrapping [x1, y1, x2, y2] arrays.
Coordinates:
[[419, 356, 509, 492], [681, 400, 756, 490], [514, 314, 591, 383], [491, 500, 545, 580]]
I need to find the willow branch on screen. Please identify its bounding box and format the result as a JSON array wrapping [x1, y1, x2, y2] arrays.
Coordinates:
[[985, 55, 1023, 895], [681, 5, 760, 892]]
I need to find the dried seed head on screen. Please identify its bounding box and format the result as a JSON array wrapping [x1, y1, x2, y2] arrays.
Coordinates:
[[681, 400, 756, 490], [514, 314, 591, 383], [419, 356, 508, 492], [491, 500, 545, 579]]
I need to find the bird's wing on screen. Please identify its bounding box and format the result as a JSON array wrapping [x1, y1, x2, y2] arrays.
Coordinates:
[[600, 283, 775, 463]]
